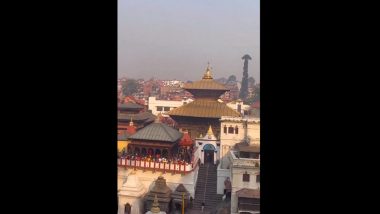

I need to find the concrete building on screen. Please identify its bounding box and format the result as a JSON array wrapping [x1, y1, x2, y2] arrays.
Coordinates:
[[226, 99, 251, 116], [216, 116, 260, 214], [148, 96, 193, 116], [228, 148, 260, 214]]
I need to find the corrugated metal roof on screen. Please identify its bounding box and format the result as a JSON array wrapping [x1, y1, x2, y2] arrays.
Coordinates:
[[168, 99, 241, 118], [128, 122, 183, 142], [183, 79, 227, 91]]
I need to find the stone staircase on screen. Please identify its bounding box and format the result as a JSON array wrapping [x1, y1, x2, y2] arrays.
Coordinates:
[[192, 163, 222, 211]]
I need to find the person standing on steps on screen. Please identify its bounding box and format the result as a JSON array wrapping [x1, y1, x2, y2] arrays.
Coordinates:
[[201, 202, 205, 212], [224, 177, 232, 199]]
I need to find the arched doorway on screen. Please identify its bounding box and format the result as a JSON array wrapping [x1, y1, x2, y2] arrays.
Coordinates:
[[124, 203, 131, 214], [203, 144, 216, 164]]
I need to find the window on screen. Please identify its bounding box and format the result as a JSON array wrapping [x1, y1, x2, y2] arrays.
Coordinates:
[[228, 126, 234, 134], [235, 126, 239, 134], [243, 172, 250, 182], [224, 126, 227, 133], [164, 107, 170, 111], [156, 106, 163, 111], [256, 174, 260, 183]]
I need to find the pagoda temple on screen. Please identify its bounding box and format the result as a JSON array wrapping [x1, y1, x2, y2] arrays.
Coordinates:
[[168, 64, 241, 140], [127, 119, 183, 159], [118, 101, 156, 132]]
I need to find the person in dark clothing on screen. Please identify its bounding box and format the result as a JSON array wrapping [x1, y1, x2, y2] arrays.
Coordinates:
[[190, 196, 193, 208], [201, 202, 205, 212]]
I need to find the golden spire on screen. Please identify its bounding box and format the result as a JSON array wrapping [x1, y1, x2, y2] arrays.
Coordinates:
[[207, 125, 214, 137], [202, 62, 213, 79], [151, 194, 161, 213]]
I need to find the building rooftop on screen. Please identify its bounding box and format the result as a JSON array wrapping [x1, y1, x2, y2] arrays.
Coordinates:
[[183, 79, 228, 91], [128, 122, 183, 142], [119, 102, 144, 110], [168, 99, 241, 118], [118, 112, 156, 122]]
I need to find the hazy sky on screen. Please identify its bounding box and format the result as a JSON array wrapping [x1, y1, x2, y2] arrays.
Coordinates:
[[118, 0, 260, 82]]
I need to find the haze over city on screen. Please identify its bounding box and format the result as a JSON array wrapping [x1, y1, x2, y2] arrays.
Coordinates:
[[118, 0, 260, 82]]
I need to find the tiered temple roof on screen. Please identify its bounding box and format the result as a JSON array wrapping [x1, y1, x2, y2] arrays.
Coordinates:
[[168, 99, 240, 118], [118, 112, 156, 123], [168, 65, 240, 119], [119, 102, 145, 111]]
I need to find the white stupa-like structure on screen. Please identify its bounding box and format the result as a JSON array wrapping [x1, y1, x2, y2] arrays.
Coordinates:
[[118, 170, 147, 214]]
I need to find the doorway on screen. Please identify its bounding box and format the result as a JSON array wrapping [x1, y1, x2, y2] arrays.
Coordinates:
[[203, 144, 216, 164]]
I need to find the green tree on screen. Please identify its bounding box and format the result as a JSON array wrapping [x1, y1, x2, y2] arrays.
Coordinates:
[[121, 79, 138, 96], [227, 75, 237, 83]]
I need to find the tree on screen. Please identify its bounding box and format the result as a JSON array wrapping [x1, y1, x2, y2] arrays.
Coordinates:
[[239, 54, 252, 101], [121, 79, 138, 96], [227, 75, 237, 83]]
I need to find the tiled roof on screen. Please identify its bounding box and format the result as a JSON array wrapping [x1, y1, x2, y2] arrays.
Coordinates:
[[128, 122, 183, 142], [183, 79, 228, 91], [118, 112, 156, 122], [168, 99, 241, 118], [119, 102, 144, 109]]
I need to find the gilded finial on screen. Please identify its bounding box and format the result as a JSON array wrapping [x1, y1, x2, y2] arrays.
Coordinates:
[[202, 62, 213, 79], [207, 125, 214, 137], [151, 194, 161, 213]]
